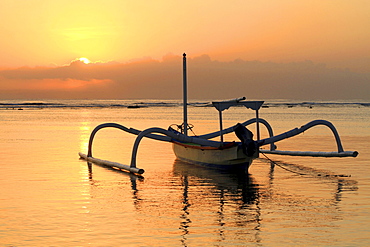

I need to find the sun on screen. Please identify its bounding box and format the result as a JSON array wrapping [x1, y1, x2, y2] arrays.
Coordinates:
[[78, 57, 91, 64]]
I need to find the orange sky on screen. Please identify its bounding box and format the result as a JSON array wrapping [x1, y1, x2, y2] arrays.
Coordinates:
[[0, 0, 369, 99]]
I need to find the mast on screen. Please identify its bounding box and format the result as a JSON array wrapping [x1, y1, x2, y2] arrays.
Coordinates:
[[183, 53, 188, 136]]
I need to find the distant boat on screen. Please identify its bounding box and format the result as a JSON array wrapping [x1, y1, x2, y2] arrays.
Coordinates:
[[79, 53, 358, 175], [127, 105, 141, 109]]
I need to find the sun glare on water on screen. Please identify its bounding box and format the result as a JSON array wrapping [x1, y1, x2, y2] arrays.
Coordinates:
[[78, 57, 91, 64]]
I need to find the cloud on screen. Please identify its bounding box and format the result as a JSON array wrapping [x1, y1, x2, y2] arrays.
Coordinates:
[[0, 54, 369, 100]]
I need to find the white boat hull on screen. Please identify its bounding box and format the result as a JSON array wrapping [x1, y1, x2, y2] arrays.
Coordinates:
[[172, 142, 256, 170]]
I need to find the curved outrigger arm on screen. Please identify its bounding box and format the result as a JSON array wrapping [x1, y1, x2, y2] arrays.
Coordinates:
[[197, 118, 358, 157], [81, 123, 172, 174], [86, 123, 172, 157], [258, 119, 358, 157]]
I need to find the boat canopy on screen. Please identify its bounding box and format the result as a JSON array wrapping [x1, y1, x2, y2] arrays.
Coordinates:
[[210, 97, 265, 144], [212, 97, 264, 112]]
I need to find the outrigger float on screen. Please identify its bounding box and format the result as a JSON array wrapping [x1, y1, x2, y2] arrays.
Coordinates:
[[79, 53, 358, 175]]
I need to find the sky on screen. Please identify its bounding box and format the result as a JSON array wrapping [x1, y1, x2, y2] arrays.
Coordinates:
[[0, 0, 369, 100]]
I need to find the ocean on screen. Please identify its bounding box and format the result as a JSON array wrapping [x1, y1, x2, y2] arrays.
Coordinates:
[[0, 99, 369, 246]]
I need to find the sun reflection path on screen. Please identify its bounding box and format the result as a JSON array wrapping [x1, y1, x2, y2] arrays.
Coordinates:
[[79, 122, 91, 154]]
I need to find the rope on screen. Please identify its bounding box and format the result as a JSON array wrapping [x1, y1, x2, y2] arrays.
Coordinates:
[[261, 152, 306, 175], [170, 123, 197, 136]]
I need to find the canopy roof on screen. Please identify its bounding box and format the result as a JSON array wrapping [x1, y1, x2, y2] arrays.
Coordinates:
[[211, 97, 264, 112]]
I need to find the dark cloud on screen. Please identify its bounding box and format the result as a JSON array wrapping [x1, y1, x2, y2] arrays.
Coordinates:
[[0, 54, 369, 100]]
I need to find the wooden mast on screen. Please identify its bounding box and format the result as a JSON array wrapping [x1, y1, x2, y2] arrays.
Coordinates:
[[183, 53, 188, 136]]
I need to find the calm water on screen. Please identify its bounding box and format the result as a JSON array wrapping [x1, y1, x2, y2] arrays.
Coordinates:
[[0, 100, 369, 246]]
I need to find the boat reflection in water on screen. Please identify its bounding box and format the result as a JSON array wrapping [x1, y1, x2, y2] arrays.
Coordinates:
[[172, 159, 262, 244]]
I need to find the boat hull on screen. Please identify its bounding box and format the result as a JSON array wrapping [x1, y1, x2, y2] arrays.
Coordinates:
[[172, 142, 256, 171]]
